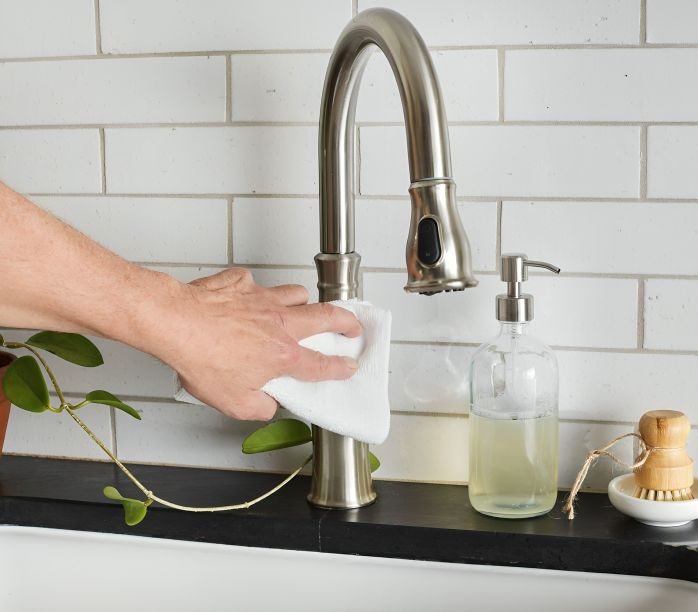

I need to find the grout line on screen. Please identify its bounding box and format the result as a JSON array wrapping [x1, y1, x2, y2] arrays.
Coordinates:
[[24, 192, 698, 204], [352, 0, 359, 18], [99, 128, 106, 194], [640, 124, 648, 199], [495, 200, 503, 271], [3, 121, 698, 131], [110, 406, 118, 456], [10, 120, 698, 130], [637, 277, 646, 350], [227, 196, 234, 265], [226, 55, 233, 124], [391, 410, 467, 419], [8, 42, 698, 65], [133, 262, 698, 282], [497, 49, 505, 122], [640, 0, 648, 46], [390, 339, 698, 356], [93, 0, 103, 55]]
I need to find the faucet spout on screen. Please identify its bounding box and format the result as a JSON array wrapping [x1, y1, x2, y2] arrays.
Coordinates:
[[318, 7, 477, 293], [309, 8, 477, 509]]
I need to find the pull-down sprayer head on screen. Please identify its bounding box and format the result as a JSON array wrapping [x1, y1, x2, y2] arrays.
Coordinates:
[[317, 8, 477, 296]]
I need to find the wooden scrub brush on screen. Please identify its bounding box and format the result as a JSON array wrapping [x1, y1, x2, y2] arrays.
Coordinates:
[[632, 410, 694, 501], [564, 409, 694, 519]]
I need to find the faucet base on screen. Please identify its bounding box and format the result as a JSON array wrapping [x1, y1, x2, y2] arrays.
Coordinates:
[[307, 426, 376, 509]]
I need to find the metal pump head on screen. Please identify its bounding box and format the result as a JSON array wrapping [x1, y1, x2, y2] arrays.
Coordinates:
[[496, 253, 561, 322]]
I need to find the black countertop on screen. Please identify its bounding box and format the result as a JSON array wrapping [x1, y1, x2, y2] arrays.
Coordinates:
[[1, 455, 697, 583]]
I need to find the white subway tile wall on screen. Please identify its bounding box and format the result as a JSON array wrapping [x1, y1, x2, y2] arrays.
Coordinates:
[[0, 1, 696, 491], [360, 125, 640, 198]]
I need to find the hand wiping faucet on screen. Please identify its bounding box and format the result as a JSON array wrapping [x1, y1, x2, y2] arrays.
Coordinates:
[[309, 7, 478, 509]]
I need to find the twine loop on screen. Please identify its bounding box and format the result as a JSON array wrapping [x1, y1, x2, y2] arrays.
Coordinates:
[[562, 433, 686, 519]]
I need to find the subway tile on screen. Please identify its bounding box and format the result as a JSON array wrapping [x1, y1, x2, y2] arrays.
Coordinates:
[[502, 201, 698, 276], [105, 127, 317, 195], [373, 413, 468, 484], [506, 49, 698, 122], [0, 129, 101, 193], [377, 416, 639, 489], [233, 198, 318, 266], [0, 57, 225, 126], [151, 266, 320, 303], [0, 0, 96, 59], [233, 198, 496, 272], [100, 0, 351, 54], [360, 126, 640, 198], [646, 0, 698, 43], [390, 343, 698, 424], [558, 421, 635, 492], [647, 126, 698, 199], [644, 279, 698, 351], [0, 329, 173, 400], [389, 344, 473, 415], [557, 350, 698, 424], [359, 0, 640, 46], [116, 403, 314, 472], [232, 49, 498, 124], [356, 50, 498, 123], [357, 200, 497, 271], [231, 54, 329, 123], [363, 272, 638, 348], [4, 403, 113, 460], [33, 197, 229, 264]]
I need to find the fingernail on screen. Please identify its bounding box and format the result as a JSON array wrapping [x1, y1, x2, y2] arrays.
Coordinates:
[[343, 356, 359, 370]]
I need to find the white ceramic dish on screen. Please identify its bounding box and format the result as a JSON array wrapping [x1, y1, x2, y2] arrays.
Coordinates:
[[608, 474, 698, 527]]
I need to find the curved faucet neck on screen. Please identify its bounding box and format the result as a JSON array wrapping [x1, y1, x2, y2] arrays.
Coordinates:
[[319, 8, 452, 254]]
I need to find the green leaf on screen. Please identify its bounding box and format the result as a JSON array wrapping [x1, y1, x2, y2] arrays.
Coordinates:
[[2, 356, 49, 413], [103, 486, 148, 526], [26, 331, 103, 368], [86, 391, 141, 420], [369, 452, 380, 473], [242, 419, 312, 454]]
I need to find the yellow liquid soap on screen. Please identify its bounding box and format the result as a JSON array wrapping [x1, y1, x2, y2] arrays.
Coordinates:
[[468, 411, 558, 518]]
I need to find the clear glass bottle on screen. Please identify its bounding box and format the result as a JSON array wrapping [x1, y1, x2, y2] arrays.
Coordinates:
[[468, 254, 560, 519]]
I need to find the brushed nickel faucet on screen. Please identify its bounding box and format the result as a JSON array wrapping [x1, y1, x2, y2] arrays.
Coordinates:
[[309, 8, 478, 509]]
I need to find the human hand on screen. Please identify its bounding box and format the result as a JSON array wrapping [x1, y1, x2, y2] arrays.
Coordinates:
[[157, 268, 363, 421]]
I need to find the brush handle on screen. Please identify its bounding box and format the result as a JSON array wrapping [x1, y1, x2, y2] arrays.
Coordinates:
[[634, 410, 694, 491]]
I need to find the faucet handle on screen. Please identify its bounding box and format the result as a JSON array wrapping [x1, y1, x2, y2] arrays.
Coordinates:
[[500, 253, 560, 283]]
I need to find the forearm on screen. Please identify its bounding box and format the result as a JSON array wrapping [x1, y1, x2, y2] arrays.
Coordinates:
[[0, 181, 181, 356]]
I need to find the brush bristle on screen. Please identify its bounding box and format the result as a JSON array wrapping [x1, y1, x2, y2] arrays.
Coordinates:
[[632, 486, 694, 501]]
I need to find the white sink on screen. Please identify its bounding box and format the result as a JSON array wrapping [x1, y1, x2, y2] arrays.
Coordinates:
[[0, 526, 696, 611]]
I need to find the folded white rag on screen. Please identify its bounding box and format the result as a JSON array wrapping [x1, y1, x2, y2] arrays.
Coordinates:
[[173, 299, 392, 445]]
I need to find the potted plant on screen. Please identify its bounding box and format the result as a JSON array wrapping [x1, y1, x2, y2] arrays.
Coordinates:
[[0, 331, 380, 525]]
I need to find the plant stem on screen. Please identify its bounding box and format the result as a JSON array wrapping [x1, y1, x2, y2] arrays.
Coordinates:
[[65, 406, 150, 497], [64, 406, 312, 513]]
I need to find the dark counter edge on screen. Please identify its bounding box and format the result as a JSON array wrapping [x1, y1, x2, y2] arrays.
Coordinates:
[[1, 456, 697, 584]]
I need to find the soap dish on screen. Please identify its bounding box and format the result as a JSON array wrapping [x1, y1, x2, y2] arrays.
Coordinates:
[[608, 474, 698, 527]]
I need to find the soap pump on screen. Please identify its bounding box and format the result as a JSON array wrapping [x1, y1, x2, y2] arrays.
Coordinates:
[[468, 253, 561, 519]]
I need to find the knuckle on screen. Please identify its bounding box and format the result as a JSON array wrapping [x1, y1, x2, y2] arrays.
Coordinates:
[[270, 309, 291, 331], [316, 302, 335, 324], [276, 339, 301, 368], [229, 267, 254, 286]]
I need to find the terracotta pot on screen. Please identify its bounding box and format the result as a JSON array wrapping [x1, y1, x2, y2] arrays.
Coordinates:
[[0, 350, 17, 460]]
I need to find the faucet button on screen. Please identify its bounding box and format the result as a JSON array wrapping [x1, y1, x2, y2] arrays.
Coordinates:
[[417, 217, 442, 266]]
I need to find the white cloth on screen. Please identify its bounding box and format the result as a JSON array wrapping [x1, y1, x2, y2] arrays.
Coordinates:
[[173, 299, 392, 445]]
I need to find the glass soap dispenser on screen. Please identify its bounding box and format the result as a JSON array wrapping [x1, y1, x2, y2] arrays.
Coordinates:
[[469, 253, 561, 518]]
